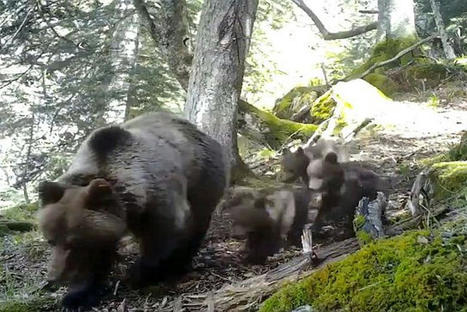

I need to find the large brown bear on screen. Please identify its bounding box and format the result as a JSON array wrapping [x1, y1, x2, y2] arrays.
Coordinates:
[[37, 113, 227, 310]]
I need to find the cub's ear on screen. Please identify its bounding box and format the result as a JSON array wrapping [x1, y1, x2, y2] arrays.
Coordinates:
[[296, 147, 304, 155], [38, 181, 65, 205]]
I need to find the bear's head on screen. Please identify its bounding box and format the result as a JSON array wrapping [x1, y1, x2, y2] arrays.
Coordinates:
[[306, 152, 345, 195], [280, 147, 309, 183], [37, 178, 126, 284]]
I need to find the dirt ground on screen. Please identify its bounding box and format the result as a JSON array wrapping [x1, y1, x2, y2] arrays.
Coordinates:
[[1, 88, 466, 312]]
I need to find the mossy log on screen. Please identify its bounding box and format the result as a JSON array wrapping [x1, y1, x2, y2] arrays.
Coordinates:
[[238, 100, 318, 149]]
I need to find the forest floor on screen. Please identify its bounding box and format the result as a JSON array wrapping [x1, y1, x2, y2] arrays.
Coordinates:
[[1, 85, 466, 312]]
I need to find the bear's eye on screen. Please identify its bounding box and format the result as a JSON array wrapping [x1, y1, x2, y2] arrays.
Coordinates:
[[47, 239, 56, 246]]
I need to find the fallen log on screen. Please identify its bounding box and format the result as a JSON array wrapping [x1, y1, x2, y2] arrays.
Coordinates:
[[158, 238, 359, 311]]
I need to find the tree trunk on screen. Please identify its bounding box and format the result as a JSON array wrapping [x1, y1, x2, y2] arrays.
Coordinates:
[[103, 0, 140, 124], [429, 0, 456, 59], [185, 0, 259, 180], [376, 0, 417, 40]]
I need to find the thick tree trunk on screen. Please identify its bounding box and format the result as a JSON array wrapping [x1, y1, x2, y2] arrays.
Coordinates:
[[185, 0, 259, 179], [376, 0, 417, 40], [429, 0, 456, 59], [103, 0, 140, 124]]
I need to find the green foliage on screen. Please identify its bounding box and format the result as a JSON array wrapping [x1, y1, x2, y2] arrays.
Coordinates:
[[448, 132, 467, 161], [353, 215, 374, 245], [243, 1, 294, 103], [260, 230, 467, 312], [416, 0, 467, 55], [428, 93, 440, 107]]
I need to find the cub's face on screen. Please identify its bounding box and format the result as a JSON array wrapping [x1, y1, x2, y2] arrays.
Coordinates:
[[307, 152, 345, 195], [37, 179, 126, 284]]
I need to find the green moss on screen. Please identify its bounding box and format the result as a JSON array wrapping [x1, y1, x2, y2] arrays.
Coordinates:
[[351, 37, 419, 78], [364, 73, 398, 96], [430, 161, 467, 202], [356, 230, 374, 245], [309, 91, 335, 123], [273, 87, 319, 119], [240, 100, 318, 149], [420, 133, 466, 168], [260, 230, 466, 312], [354, 215, 375, 245]]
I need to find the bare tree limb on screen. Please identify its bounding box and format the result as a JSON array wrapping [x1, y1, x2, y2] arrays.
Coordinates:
[[359, 9, 378, 14], [290, 0, 377, 40], [348, 35, 438, 80], [133, 0, 192, 90]]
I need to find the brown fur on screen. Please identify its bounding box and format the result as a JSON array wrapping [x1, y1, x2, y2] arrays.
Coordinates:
[[37, 113, 227, 310], [228, 187, 312, 264]]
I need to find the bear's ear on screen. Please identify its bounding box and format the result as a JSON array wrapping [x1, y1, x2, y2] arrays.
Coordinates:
[[38, 181, 65, 205], [296, 147, 304, 155]]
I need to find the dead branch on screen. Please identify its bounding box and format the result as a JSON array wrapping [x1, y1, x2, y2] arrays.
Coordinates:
[[406, 168, 434, 216], [359, 9, 378, 14], [290, 0, 377, 40], [349, 35, 438, 80], [354, 192, 387, 240]]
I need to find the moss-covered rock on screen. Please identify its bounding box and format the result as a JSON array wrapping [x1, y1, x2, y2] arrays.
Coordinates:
[[430, 161, 467, 201], [309, 91, 335, 124], [312, 79, 392, 138], [273, 87, 320, 120], [364, 73, 398, 96], [239, 100, 318, 149], [417, 134, 467, 207], [260, 230, 466, 312]]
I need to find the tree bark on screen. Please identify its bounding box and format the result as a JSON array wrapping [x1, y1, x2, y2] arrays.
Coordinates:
[[185, 0, 259, 179], [376, 0, 417, 41], [429, 0, 456, 59], [103, 0, 140, 124], [290, 0, 377, 40], [133, 0, 193, 90]]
